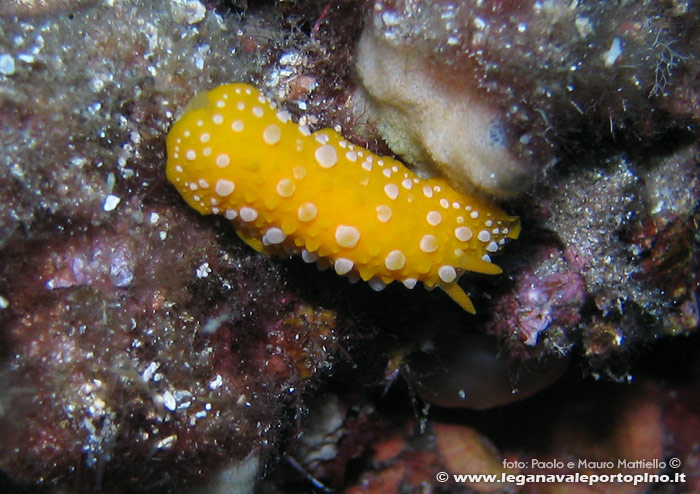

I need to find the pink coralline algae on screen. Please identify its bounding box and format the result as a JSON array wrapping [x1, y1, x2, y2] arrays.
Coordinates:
[[0, 198, 353, 490], [40, 231, 136, 291], [487, 243, 587, 348]]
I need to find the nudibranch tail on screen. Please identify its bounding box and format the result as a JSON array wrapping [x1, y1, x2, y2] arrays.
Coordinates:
[[441, 283, 477, 314], [165, 82, 520, 313]]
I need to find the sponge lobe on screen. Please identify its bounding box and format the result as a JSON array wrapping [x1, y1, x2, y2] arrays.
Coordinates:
[[355, 30, 532, 199]]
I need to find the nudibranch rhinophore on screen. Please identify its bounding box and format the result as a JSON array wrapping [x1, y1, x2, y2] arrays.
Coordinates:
[[165, 83, 520, 313]]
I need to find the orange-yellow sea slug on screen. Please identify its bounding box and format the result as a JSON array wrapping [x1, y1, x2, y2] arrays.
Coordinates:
[[165, 83, 520, 313]]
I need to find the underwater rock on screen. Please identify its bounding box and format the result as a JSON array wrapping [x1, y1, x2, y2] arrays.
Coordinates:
[[355, 0, 699, 197], [405, 332, 568, 410]]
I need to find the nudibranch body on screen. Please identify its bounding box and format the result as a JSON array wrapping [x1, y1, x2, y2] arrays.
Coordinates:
[[166, 83, 519, 313]]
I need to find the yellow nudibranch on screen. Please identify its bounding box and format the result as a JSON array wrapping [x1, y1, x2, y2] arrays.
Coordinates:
[[166, 83, 520, 313]]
